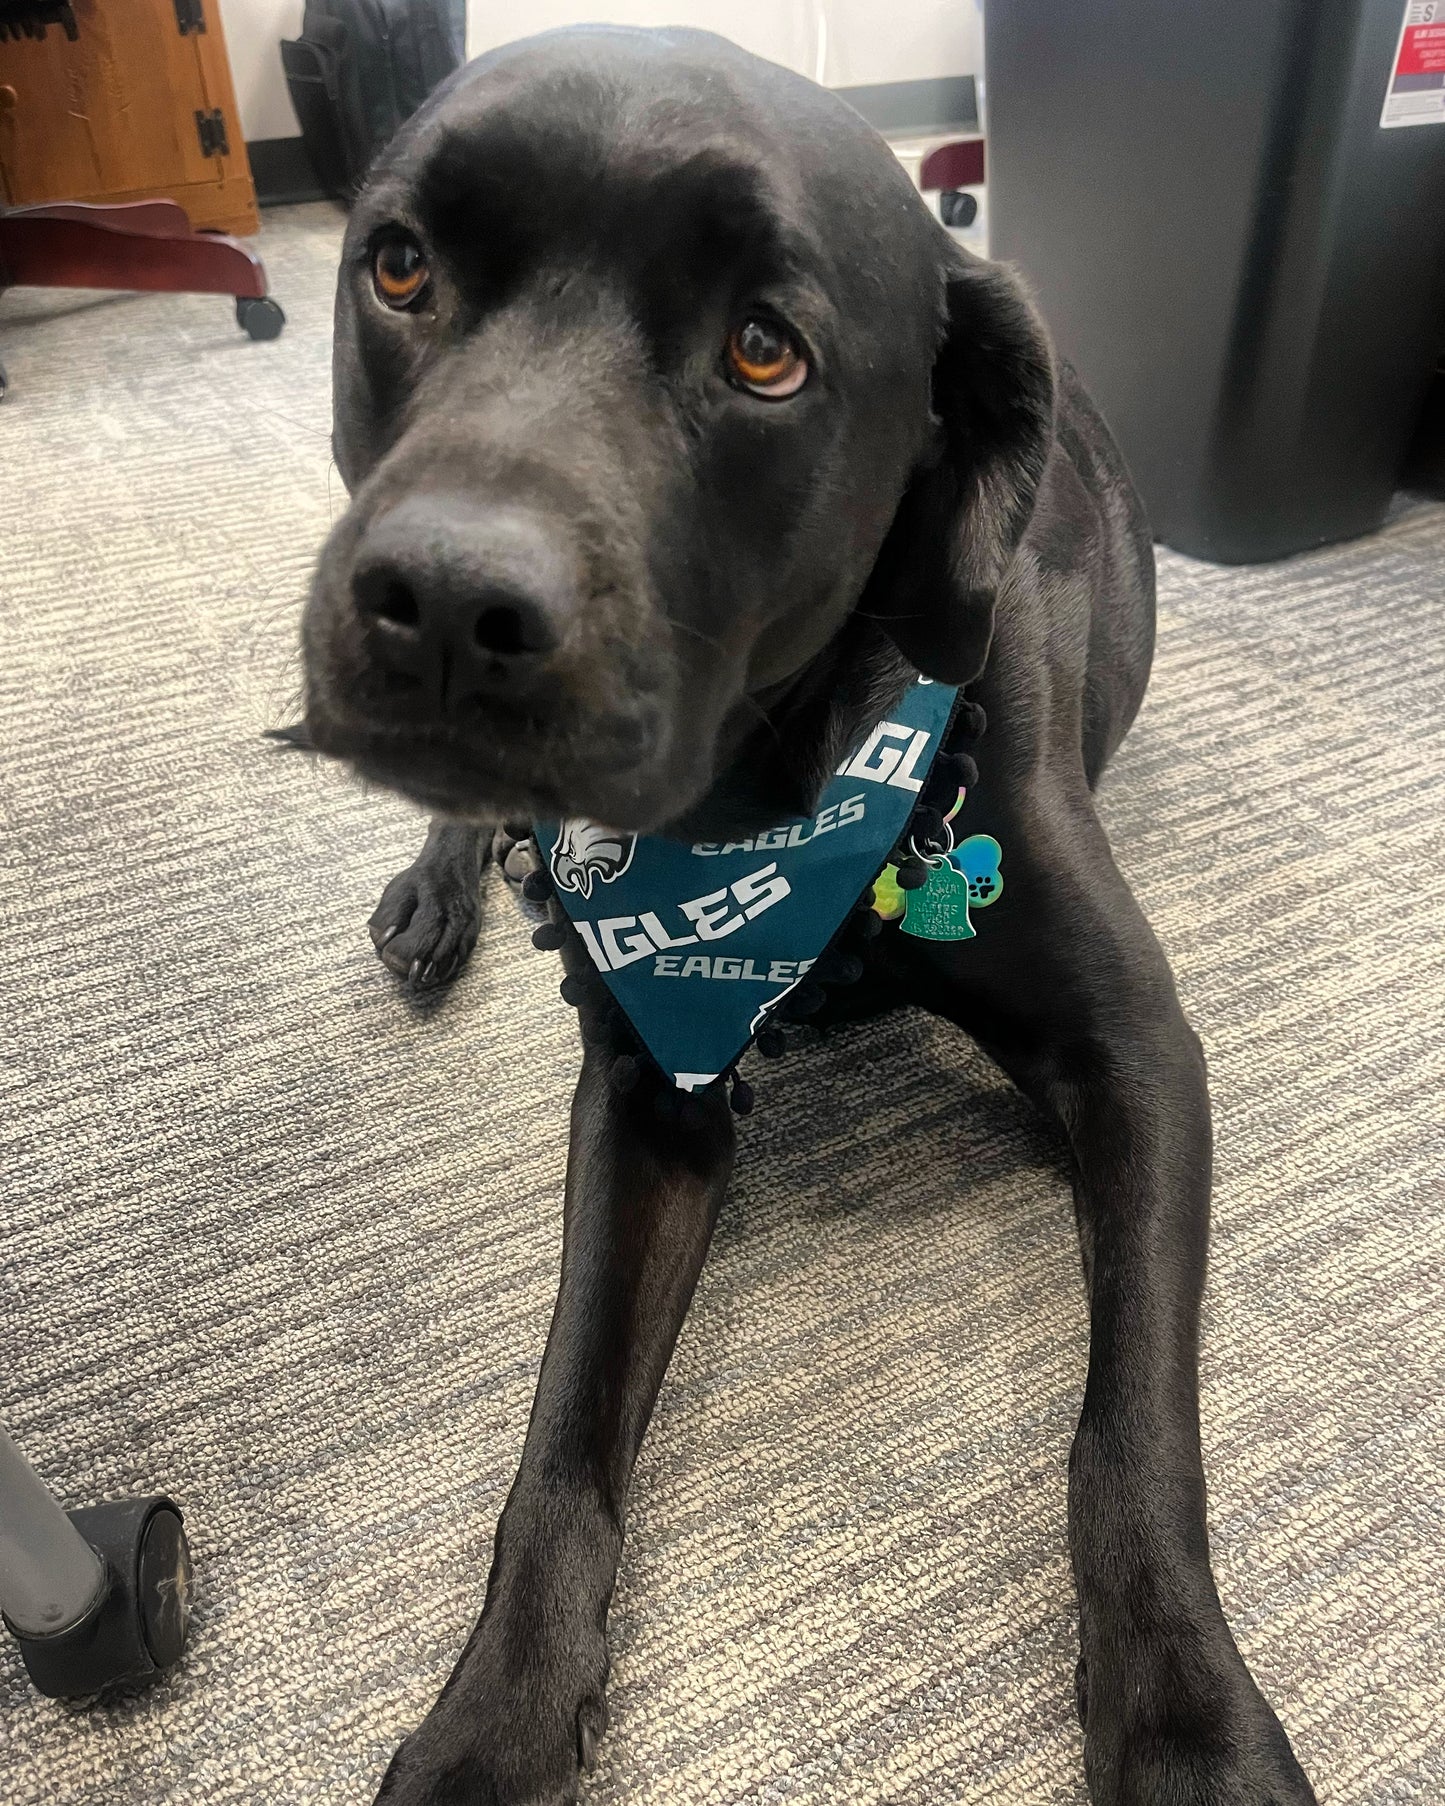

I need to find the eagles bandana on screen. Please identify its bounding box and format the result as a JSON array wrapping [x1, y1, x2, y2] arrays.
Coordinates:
[[537, 678, 959, 1091]]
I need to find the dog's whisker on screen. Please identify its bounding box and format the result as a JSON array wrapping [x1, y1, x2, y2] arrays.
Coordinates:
[[663, 616, 728, 657]]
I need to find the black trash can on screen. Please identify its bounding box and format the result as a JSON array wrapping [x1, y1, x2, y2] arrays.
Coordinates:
[[984, 0, 1445, 561]]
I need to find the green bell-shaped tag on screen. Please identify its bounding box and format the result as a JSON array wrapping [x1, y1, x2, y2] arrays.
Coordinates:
[[899, 860, 976, 940]]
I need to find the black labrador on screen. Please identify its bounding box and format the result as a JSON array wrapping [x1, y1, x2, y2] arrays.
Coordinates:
[[300, 27, 1318, 1806]]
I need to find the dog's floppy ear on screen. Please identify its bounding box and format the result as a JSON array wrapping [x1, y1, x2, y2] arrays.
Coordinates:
[[866, 251, 1055, 684]]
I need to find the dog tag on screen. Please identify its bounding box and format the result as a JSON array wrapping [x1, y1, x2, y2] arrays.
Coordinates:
[[871, 863, 907, 922], [899, 860, 975, 940]]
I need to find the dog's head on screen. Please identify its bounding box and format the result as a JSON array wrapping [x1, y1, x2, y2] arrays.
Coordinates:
[[302, 27, 1053, 833]]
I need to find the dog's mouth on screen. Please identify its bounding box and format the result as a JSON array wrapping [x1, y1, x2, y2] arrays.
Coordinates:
[[304, 687, 680, 826]]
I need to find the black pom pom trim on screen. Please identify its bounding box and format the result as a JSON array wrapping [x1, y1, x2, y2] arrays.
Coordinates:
[[854, 907, 883, 941], [729, 1074, 755, 1115], [756, 1026, 786, 1059], [784, 980, 826, 1019], [531, 921, 565, 951], [896, 858, 930, 891], [956, 699, 987, 740], [610, 1054, 641, 1095], [932, 750, 978, 793], [522, 869, 554, 903], [559, 974, 587, 1008]]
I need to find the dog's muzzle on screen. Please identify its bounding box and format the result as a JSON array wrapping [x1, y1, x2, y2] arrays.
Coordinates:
[[348, 493, 581, 720]]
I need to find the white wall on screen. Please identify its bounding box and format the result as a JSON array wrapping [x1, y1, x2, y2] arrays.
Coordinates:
[[468, 2, 981, 93], [219, 0, 304, 140], [219, 0, 982, 144]]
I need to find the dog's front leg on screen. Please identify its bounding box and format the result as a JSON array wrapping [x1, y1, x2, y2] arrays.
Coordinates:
[[938, 809, 1317, 1805], [1058, 1021, 1318, 1805], [374, 1041, 734, 1806], [369, 818, 488, 990]]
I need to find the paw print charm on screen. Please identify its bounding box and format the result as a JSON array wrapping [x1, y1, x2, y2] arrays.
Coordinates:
[[949, 835, 1004, 909]]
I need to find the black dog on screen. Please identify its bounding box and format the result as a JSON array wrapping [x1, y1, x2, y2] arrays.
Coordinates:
[[301, 28, 1318, 1806]]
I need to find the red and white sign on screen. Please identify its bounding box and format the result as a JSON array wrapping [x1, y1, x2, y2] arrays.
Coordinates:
[[1382, 0, 1445, 127]]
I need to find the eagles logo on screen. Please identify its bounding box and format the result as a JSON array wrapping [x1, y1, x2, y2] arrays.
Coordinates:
[[549, 819, 638, 899]]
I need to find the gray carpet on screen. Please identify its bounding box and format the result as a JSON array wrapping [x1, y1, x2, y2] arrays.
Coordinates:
[[1, 203, 1442, 1806]]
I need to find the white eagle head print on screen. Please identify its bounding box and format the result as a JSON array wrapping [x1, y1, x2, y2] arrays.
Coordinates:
[[549, 819, 638, 899]]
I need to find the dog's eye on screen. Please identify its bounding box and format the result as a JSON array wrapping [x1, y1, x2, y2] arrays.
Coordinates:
[[726, 317, 808, 398], [373, 236, 430, 310]]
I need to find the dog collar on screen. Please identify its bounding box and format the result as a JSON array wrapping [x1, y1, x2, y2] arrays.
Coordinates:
[[533, 677, 998, 1096]]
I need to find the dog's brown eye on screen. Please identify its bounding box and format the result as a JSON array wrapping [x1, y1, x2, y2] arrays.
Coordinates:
[[726, 317, 808, 397], [373, 237, 430, 309]]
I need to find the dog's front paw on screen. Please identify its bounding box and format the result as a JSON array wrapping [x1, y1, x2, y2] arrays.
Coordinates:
[[1080, 1646, 1317, 1806], [369, 857, 481, 990], [373, 1627, 608, 1806]]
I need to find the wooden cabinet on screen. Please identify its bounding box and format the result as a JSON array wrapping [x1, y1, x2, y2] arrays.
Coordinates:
[[0, 0, 258, 236]]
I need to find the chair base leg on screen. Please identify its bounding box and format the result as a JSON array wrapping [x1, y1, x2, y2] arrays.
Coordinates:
[[0, 201, 270, 299]]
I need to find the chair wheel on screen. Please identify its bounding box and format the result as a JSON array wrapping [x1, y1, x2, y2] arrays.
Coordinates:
[[236, 296, 286, 341], [134, 1503, 192, 1670], [12, 1497, 193, 1698], [940, 189, 979, 229]]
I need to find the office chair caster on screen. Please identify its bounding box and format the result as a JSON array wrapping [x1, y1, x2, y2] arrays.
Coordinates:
[[1, 1428, 192, 1698], [15, 1498, 192, 1699], [940, 189, 978, 229], [236, 295, 286, 341]]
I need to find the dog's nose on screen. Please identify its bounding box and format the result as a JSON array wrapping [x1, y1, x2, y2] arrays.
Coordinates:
[[351, 497, 576, 712]]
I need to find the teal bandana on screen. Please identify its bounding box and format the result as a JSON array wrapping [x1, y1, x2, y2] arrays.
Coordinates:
[[537, 678, 997, 1092]]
